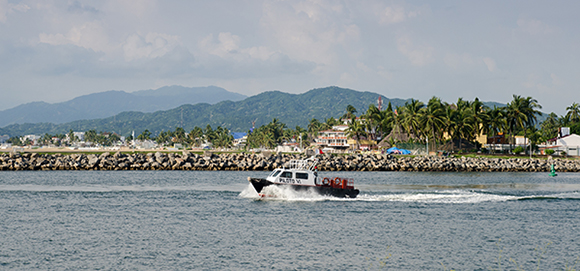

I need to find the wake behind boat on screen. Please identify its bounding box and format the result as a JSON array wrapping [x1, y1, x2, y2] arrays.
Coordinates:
[[247, 156, 360, 198]]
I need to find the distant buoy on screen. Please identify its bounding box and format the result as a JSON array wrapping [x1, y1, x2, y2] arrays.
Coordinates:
[[549, 164, 557, 177]]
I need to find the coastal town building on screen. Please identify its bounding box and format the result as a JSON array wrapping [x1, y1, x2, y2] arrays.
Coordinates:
[[275, 142, 301, 153], [134, 139, 157, 149], [314, 123, 378, 152], [22, 134, 41, 145], [232, 132, 247, 149], [314, 125, 349, 152], [74, 132, 85, 141], [543, 133, 580, 156]]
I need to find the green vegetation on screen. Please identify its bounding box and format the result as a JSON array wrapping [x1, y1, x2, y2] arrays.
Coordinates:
[[513, 146, 525, 155], [2, 86, 579, 156], [0, 86, 409, 137], [246, 118, 305, 149]]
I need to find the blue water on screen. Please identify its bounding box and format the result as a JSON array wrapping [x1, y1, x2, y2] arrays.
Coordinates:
[[1, 171, 580, 270]]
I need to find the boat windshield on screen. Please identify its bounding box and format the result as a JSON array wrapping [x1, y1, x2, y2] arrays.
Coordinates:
[[269, 170, 282, 177]]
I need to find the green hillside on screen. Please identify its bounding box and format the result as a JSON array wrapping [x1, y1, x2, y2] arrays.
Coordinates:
[[0, 86, 408, 137]]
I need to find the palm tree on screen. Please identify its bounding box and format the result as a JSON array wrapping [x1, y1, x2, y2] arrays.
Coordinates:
[[419, 97, 446, 151], [468, 97, 490, 139], [505, 95, 542, 154], [294, 125, 308, 147], [401, 99, 425, 139], [506, 95, 528, 151], [345, 117, 367, 151], [453, 99, 475, 151], [526, 126, 542, 157], [521, 96, 542, 154], [363, 104, 382, 141], [188, 126, 203, 147], [41, 133, 52, 146], [173, 127, 187, 145], [559, 114, 571, 127], [487, 106, 507, 153], [389, 105, 407, 144], [204, 125, 216, 144], [307, 118, 323, 139], [214, 127, 233, 149], [540, 113, 559, 141], [261, 132, 275, 149], [324, 117, 340, 128], [155, 130, 170, 145], [67, 129, 78, 145], [379, 102, 395, 137], [342, 105, 357, 120], [566, 102, 580, 123], [137, 129, 151, 141], [268, 118, 286, 140]]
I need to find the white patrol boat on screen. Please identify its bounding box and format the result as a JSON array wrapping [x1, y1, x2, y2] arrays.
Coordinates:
[[247, 156, 359, 198]]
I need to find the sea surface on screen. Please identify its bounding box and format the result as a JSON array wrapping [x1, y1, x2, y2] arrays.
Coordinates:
[[1, 170, 580, 270]]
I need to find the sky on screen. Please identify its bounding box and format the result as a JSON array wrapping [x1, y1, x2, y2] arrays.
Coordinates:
[[0, 0, 578, 116]]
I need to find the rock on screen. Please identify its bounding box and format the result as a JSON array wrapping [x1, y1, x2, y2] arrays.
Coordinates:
[[88, 156, 99, 167], [0, 151, 577, 172]]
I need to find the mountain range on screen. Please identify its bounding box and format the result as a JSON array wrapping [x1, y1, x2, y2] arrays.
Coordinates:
[[0, 86, 409, 136], [0, 86, 247, 127]]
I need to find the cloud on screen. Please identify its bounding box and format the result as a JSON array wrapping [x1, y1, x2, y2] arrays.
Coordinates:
[[39, 22, 112, 53], [122, 32, 181, 61], [397, 36, 434, 66], [197, 31, 315, 78], [104, 0, 156, 19], [260, 0, 360, 68], [67, 1, 99, 14], [522, 72, 564, 96], [199, 32, 281, 62], [0, 0, 30, 23], [482, 57, 496, 72], [516, 18, 554, 35], [444, 53, 475, 69], [200, 32, 241, 58], [380, 6, 406, 24], [377, 4, 420, 25]]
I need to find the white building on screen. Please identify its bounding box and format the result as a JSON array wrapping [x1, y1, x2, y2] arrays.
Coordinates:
[[73, 132, 85, 141], [545, 133, 580, 156], [135, 140, 158, 149], [233, 135, 247, 149], [315, 125, 350, 151], [22, 134, 41, 145]]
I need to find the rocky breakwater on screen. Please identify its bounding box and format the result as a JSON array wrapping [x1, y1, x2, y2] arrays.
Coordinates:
[[314, 154, 580, 172], [0, 151, 304, 171], [0, 151, 579, 172]]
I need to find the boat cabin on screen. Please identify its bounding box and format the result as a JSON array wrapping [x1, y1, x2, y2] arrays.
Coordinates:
[[266, 168, 318, 186]]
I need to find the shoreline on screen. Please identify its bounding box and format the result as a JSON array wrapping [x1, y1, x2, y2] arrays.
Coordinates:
[[1, 151, 579, 172]]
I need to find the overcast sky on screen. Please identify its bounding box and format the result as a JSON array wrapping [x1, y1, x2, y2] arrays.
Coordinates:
[[0, 0, 578, 115]]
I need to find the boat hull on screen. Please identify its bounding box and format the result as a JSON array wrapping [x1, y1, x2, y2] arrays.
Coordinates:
[[248, 177, 359, 198]]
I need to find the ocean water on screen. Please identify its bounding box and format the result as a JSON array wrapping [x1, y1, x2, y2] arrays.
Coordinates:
[[1, 170, 580, 270]]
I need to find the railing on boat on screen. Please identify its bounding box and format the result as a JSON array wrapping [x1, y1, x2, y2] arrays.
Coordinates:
[[286, 157, 319, 171]]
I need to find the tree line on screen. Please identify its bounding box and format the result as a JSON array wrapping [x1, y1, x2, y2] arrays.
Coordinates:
[[251, 95, 579, 153], [5, 95, 580, 153], [134, 125, 234, 149]]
